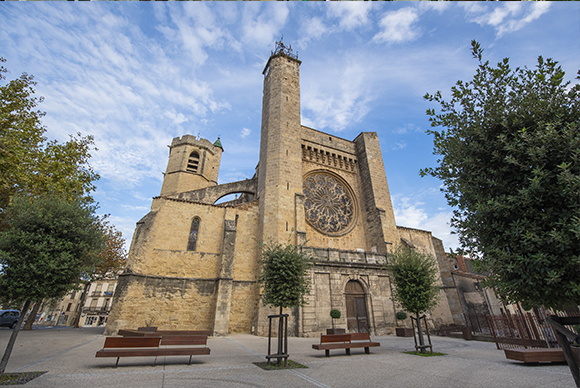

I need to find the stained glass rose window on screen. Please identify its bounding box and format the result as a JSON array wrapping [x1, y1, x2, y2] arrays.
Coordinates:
[[303, 173, 356, 235]]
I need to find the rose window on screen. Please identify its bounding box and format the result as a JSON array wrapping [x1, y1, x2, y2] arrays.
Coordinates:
[[303, 173, 356, 235]]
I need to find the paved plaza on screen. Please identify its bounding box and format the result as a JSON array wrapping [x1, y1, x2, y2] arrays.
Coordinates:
[[0, 326, 574, 387]]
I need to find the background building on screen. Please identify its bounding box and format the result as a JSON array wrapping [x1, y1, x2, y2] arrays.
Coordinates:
[[35, 277, 119, 327]]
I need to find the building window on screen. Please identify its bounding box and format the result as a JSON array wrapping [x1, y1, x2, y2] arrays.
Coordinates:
[[85, 316, 97, 327], [66, 303, 72, 312], [187, 152, 200, 173], [71, 291, 76, 299], [90, 299, 98, 308], [95, 284, 102, 292], [187, 217, 200, 251]]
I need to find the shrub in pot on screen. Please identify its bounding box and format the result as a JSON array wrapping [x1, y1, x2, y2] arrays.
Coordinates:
[[395, 311, 413, 337], [327, 309, 345, 334]]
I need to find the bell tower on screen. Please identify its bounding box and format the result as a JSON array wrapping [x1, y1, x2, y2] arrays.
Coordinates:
[[160, 135, 223, 196], [257, 40, 303, 244]]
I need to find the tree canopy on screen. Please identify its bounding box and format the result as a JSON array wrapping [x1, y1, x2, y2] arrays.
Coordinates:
[[0, 193, 105, 304], [422, 41, 580, 310], [385, 245, 440, 316], [0, 58, 99, 221], [259, 242, 312, 309]]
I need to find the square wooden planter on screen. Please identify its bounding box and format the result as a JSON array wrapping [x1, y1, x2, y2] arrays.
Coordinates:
[[396, 327, 414, 337]]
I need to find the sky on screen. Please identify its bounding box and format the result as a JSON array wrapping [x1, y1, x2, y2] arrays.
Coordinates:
[[1, 1, 578, 253]]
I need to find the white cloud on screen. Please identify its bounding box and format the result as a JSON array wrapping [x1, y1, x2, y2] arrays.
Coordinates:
[[297, 17, 328, 48], [373, 8, 421, 44], [391, 141, 407, 151], [393, 123, 422, 135], [393, 195, 458, 251], [327, 2, 372, 31], [164, 109, 188, 125], [463, 2, 551, 37], [302, 58, 374, 131], [241, 4, 289, 48], [240, 127, 251, 138]]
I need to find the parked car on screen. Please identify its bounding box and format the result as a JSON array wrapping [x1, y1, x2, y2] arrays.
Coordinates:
[[0, 310, 20, 329]]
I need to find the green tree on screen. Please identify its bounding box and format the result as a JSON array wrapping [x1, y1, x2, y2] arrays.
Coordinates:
[[259, 241, 312, 364], [0, 193, 105, 376], [70, 221, 127, 328], [259, 242, 312, 311], [422, 41, 580, 311], [0, 58, 99, 222], [385, 245, 440, 353]]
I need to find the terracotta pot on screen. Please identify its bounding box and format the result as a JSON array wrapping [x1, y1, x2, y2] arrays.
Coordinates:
[[396, 327, 414, 337]]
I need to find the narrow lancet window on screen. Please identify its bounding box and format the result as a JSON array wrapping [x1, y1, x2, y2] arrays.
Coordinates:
[[187, 217, 200, 251], [187, 152, 200, 173]]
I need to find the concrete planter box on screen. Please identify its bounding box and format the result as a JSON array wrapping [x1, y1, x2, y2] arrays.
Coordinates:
[[396, 328, 414, 337]]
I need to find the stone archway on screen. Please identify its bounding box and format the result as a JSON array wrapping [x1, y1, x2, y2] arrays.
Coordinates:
[[345, 280, 369, 333]]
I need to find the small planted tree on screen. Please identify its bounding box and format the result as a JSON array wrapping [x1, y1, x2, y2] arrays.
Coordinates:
[[330, 309, 341, 330], [395, 311, 408, 321], [259, 241, 312, 365], [386, 245, 440, 353]]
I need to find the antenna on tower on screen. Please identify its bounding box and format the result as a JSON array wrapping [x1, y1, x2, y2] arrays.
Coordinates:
[[272, 36, 298, 60]]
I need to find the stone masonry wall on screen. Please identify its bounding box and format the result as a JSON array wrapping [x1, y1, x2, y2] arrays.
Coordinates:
[[397, 226, 455, 328], [106, 197, 262, 335]]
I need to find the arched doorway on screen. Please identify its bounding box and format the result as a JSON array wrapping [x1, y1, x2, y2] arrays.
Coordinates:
[[345, 280, 369, 333]]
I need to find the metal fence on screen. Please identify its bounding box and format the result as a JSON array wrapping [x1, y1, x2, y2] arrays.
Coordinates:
[[465, 313, 492, 335], [487, 312, 565, 350]]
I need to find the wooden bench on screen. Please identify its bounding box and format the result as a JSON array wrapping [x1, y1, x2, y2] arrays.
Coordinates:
[[118, 329, 211, 337], [95, 335, 210, 367], [504, 348, 565, 364], [312, 333, 380, 357]]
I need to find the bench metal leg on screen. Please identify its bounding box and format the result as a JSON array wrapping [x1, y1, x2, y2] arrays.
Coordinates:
[[325, 349, 330, 357], [365, 347, 370, 354], [189, 355, 192, 365], [115, 357, 120, 368], [346, 349, 351, 356]]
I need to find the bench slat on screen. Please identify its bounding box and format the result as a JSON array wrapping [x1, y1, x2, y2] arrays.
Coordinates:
[[96, 349, 161, 358], [155, 348, 211, 356], [160, 335, 207, 346], [320, 334, 351, 343], [350, 333, 370, 342], [103, 337, 161, 348], [119, 329, 211, 337]]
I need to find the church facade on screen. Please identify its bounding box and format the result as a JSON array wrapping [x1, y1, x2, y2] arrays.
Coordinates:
[[105, 44, 464, 337]]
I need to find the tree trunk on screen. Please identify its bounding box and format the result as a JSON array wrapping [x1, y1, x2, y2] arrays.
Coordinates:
[[416, 312, 426, 354], [22, 301, 41, 330], [277, 306, 283, 365], [0, 300, 31, 376], [71, 282, 91, 328]]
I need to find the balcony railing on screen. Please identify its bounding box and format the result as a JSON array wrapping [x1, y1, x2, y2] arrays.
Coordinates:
[[83, 307, 109, 313]]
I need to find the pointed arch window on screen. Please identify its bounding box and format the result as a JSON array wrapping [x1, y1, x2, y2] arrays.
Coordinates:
[[187, 152, 200, 173], [187, 217, 200, 251]]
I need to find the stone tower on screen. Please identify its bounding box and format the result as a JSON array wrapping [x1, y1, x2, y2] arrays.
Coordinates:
[[160, 135, 223, 196], [257, 43, 303, 245]]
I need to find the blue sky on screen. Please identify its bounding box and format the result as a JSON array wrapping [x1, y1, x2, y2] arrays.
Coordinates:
[[1, 2, 578, 252]]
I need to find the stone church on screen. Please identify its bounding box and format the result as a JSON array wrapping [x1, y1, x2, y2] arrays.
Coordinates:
[[105, 42, 464, 337]]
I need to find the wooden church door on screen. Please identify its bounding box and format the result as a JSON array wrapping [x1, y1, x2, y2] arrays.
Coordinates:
[[345, 280, 369, 333]]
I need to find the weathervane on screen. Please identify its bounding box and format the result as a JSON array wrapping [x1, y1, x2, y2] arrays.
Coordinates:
[[272, 35, 298, 60]]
